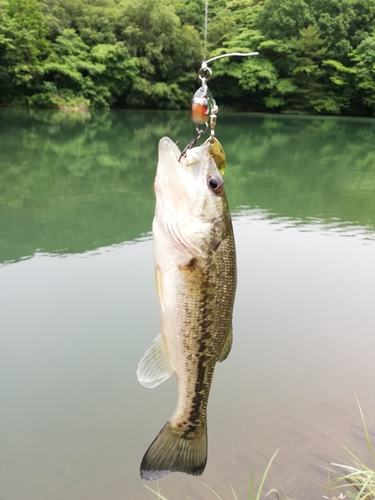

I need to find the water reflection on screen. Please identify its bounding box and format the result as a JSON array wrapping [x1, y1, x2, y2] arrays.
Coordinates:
[[233, 208, 375, 242], [223, 113, 375, 231], [0, 110, 182, 263], [1, 110, 375, 265]]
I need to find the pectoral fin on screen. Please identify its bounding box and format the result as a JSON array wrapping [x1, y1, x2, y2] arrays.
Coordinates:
[[137, 334, 173, 388], [218, 325, 233, 362]]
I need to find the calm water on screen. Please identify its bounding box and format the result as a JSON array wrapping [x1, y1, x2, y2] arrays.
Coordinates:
[[1, 110, 375, 500]]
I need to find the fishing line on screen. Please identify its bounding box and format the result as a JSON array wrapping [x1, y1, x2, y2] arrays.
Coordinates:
[[179, 2, 259, 158], [203, 0, 208, 62]]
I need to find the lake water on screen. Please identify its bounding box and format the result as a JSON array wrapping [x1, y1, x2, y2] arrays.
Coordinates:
[[1, 110, 375, 500]]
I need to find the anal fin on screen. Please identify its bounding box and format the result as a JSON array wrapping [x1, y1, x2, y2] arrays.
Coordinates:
[[137, 334, 173, 388]]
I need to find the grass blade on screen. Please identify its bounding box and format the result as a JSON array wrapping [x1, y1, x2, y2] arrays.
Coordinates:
[[144, 484, 170, 500], [355, 395, 375, 463], [249, 468, 254, 500], [201, 481, 223, 499], [327, 398, 375, 500], [231, 485, 239, 500], [255, 449, 280, 500]]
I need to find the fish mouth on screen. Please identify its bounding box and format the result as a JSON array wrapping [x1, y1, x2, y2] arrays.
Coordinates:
[[155, 137, 211, 200], [158, 137, 210, 174], [158, 137, 182, 162]]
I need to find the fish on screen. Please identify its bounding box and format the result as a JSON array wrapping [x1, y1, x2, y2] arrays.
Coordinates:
[[137, 137, 236, 481]]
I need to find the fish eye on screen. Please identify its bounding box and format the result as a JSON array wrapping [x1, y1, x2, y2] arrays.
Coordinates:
[[207, 174, 223, 194]]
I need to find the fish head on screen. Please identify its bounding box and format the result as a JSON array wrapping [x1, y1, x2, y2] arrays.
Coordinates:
[[155, 137, 227, 222], [153, 137, 230, 257]]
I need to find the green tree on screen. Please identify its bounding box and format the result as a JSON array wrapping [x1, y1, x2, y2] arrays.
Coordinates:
[[321, 58, 356, 113], [349, 0, 375, 48], [310, 0, 354, 62], [257, 0, 313, 42], [351, 34, 375, 113], [41, 0, 122, 44], [0, 0, 50, 104], [37, 28, 103, 107], [91, 42, 139, 106], [174, 0, 205, 34], [287, 25, 331, 112], [35, 29, 138, 108], [1, 0, 375, 114], [206, 7, 237, 52], [204, 0, 273, 110], [120, 0, 201, 109]]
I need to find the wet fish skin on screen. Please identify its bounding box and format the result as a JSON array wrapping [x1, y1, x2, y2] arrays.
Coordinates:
[[137, 137, 236, 480]]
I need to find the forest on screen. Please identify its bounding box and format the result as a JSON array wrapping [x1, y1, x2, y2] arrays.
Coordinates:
[[0, 0, 375, 115]]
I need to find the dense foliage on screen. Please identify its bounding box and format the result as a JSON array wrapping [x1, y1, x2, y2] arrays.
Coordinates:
[[0, 0, 375, 114]]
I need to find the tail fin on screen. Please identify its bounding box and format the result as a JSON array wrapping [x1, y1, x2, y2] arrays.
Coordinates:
[[140, 421, 207, 480]]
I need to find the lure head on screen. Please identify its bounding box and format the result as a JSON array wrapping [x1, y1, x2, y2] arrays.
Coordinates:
[[191, 86, 209, 125]]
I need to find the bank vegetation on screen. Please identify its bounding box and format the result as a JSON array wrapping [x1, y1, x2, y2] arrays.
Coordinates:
[[1, 0, 375, 114]]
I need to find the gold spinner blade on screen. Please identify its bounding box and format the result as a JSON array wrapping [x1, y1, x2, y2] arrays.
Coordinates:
[[206, 137, 226, 175]]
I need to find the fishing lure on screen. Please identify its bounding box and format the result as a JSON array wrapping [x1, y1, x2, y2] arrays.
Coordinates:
[[180, 53, 258, 173]]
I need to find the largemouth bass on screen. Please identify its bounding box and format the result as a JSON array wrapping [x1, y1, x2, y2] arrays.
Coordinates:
[[137, 137, 236, 480]]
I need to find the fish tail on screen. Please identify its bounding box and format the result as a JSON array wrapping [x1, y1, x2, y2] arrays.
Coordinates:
[[140, 421, 207, 480]]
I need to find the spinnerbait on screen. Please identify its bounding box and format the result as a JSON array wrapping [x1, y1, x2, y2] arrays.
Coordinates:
[[179, 52, 258, 171]]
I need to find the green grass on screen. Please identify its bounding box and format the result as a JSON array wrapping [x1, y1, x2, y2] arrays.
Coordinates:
[[326, 397, 375, 500], [145, 449, 293, 500]]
